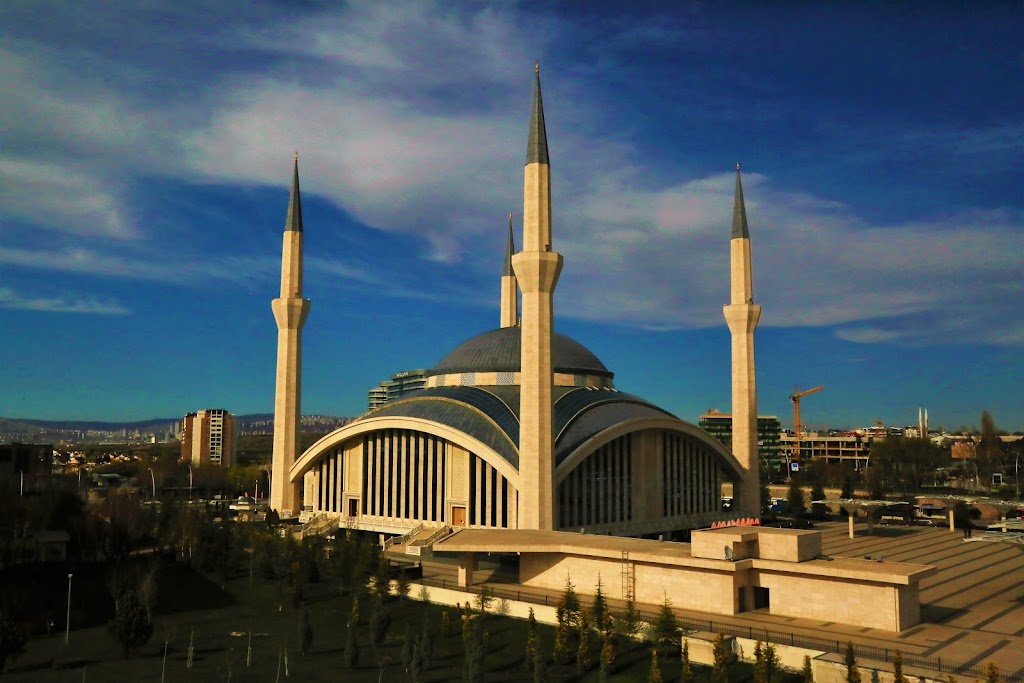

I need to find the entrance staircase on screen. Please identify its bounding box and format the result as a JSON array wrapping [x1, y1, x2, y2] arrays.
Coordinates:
[[385, 525, 456, 556]]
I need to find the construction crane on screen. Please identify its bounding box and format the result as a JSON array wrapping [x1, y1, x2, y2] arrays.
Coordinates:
[[790, 385, 825, 461]]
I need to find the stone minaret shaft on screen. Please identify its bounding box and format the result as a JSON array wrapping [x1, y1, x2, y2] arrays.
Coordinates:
[[270, 156, 311, 515], [722, 163, 762, 518], [500, 212, 518, 328], [512, 65, 562, 530]]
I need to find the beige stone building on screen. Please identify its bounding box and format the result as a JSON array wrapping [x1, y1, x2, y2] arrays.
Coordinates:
[[276, 66, 758, 533], [180, 408, 236, 467], [266, 66, 934, 633]]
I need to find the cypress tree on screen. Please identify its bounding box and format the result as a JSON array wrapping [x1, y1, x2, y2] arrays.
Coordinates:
[[844, 642, 861, 683], [711, 632, 730, 683], [893, 651, 906, 683], [801, 654, 814, 683], [648, 649, 663, 683]]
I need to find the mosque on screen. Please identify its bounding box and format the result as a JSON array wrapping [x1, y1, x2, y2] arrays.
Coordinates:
[[268, 66, 761, 535], [263, 67, 935, 632]]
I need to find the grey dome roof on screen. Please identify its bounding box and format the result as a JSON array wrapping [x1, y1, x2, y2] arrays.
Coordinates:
[[432, 327, 612, 378]]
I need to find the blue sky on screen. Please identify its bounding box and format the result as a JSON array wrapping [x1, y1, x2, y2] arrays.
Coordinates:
[[1, 1, 1022, 431]]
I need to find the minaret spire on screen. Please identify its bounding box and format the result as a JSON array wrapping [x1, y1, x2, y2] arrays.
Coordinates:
[[286, 153, 303, 233], [271, 155, 312, 516], [732, 162, 748, 239], [499, 212, 518, 328], [723, 161, 761, 518], [526, 62, 550, 166], [513, 64, 563, 529], [503, 212, 515, 276]]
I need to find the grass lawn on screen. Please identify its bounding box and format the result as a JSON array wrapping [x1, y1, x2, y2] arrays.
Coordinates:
[[3, 557, 776, 682]]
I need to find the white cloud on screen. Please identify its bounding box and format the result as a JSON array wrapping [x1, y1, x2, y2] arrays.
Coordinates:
[[0, 159, 133, 238], [1, 3, 1022, 346], [0, 287, 129, 315]]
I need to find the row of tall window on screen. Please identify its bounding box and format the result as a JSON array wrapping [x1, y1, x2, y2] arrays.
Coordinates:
[[557, 433, 633, 528], [663, 432, 720, 516], [468, 454, 513, 527], [361, 430, 447, 522]]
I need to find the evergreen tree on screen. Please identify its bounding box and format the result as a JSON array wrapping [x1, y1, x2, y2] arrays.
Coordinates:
[[410, 635, 428, 683], [350, 593, 360, 625], [525, 607, 538, 671], [711, 632, 730, 683], [297, 608, 313, 655], [110, 589, 153, 657], [844, 642, 861, 683], [592, 576, 609, 631], [680, 640, 694, 683], [533, 643, 548, 683], [984, 662, 1001, 683], [893, 651, 906, 683], [461, 618, 486, 683], [369, 598, 391, 648], [553, 620, 571, 664], [557, 577, 581, 629], [648, 649, 663, 683], [764, 642, 779, 683], [841, 475, 854, 499], [801, 654, 814, 683], [787, 478, 805, 514], [618, 598, 641, 638], [576, 606, 593, 672], [600, 630, 616, 672], [754, 641, 767, 683], [343, 621, 359, 671], [652, 596, 679, 652], [396, 568, 410, 602], [442, 608, 453, 638]]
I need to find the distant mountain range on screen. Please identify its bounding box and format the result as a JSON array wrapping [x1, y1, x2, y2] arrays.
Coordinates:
[[0, 414, 354, 444]]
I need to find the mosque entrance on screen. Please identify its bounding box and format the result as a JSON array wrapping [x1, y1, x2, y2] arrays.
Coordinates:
[[452, 506, 467, 527]]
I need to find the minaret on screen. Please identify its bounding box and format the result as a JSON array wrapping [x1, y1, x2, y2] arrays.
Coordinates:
[[723, 162, 762, 518], [511, 64, 563, 530], [270, 154, 311, 515], [500, 212, 518, 328]]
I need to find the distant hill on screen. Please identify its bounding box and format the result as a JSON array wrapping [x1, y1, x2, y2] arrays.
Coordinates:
[[0, 414, 354, 444]]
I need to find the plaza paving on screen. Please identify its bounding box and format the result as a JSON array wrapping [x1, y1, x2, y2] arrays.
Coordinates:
[[408, 520, 1024, 680]]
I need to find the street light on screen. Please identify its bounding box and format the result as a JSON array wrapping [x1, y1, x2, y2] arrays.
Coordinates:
[[188, 464, 193, 502], [147, 467, 157, 500], [65, 573, 73, 645], [1015, 452, 1021, 499]]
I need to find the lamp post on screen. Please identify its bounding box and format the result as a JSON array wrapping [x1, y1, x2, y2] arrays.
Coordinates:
[[1015, 452, 1021, 499], [65, 573, 73, 645], [255, 479, 259, 501], [147, 467, 157, 500], [188, 464, 193, 502]]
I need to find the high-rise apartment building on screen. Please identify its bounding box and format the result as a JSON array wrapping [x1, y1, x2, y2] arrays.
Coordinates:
[[180, 409, 236, 467]]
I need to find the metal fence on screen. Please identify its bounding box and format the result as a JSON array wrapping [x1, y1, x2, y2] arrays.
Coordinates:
[[414, 575, 1016, 682]]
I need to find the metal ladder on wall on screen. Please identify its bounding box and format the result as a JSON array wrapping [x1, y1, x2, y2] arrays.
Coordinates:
[[620, 550, 634, 602]]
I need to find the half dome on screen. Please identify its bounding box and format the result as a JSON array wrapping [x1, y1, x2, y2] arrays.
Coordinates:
[[432, 327, 612, 378]]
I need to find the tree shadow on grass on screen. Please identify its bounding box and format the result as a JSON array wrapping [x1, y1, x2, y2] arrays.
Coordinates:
[[155, 563, 236, 615]]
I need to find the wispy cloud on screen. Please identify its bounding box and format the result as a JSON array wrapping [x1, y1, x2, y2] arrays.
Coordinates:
[[1, 2, 1022, 347], [0, 287, 129, 315]]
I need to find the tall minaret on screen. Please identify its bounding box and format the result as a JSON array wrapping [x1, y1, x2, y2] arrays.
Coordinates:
[[270, 154, 311, 515], [511, 64, 563, 530], [723, 162, 762, 518], [500, 212, 518, 328]]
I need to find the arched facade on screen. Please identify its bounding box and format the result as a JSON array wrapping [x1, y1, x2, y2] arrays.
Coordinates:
[[290, 380, 744, 536]]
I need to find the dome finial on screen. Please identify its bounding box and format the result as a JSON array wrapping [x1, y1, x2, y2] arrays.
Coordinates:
[[535, 61, 540, 74], [736, 161, 740, 171]]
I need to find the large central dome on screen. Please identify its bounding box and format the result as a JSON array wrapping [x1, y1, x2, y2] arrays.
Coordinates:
[[432, 327, 612, 378]]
